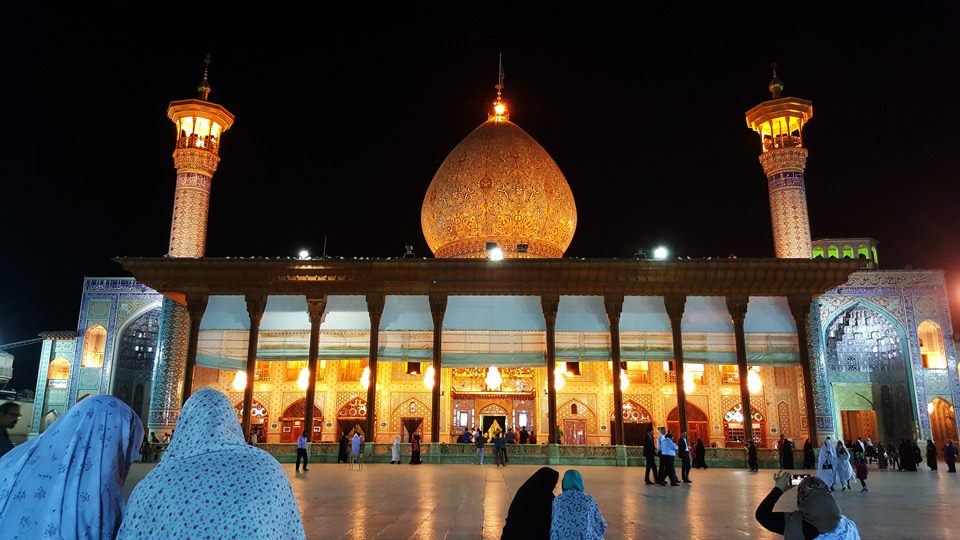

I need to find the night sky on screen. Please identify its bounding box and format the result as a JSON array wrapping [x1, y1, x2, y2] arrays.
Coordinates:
[[3, 9, 959, 390]]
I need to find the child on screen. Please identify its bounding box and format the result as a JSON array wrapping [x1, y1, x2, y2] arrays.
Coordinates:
[[854, 451, 869, 493]]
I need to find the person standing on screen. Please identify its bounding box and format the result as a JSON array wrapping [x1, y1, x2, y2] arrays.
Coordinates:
[[658, 433, 681, 486], [0, 401, 21, 459], [747, 441, 759, 472], [150, 431, 160, 443], [695, 438, 708, 469], [643, 427, 658, 485], [338, 432, 349, 463], [755, 471, 861, 539], [942, 441, 958, 473], [475, 430, 487, 464], [777, 434, 787, 468], [529, 430, 537, 444], [926, 440, 938, 471], [556, 424, 564, 444], [351, 431, 363, 463], [803, 439, 815, 469], [679, 431, 692, 483], [656, 426, 667, 482], [163, 432, 171, 444], [410, 434, 422, 464], [295, 430, 309, 472], [506, 428, 516, 445], [853, 452, 869, 493], [817, 438, 838, 490], [887, 441, 899, 470], [462, 428, 473, 444], [781, 438, 795, 469], [391, 435, 401, 464], [519, 426, 529, 444], [835, 442, 854, 490], [494, 432, 507, 467]]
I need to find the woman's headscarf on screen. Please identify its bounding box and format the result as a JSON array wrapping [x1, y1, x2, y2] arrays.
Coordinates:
[[0, 395, 143, 540], [561, 469, 585, 492], [501, 467, 559, 539], [116, 387, 305, 539], [784, 476, 842, 540]]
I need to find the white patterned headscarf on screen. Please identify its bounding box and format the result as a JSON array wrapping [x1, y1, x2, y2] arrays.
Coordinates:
[[0, 394, 143, 540], [117, 387, 305, 539]]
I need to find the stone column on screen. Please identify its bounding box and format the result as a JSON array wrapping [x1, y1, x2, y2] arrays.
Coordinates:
[[240, 295, 267, 441], [788, 295, 819, 446], [148, 298, 190, 433], [760, 147, 812, 259], [365, 293, 385, 442], [726, 295, 753, 445], [429, 293, 447, 443], [179, 294, 209, 405], [541, 294, 559, 444], [304, 297, 327, 442], [665, 294, 688, 436], [604, 294, 625, 445]]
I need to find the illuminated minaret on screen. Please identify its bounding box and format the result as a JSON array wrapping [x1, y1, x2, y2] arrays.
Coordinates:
[[149, 55, 233, 433], [745, 64, 813, 258], [166, 54, 235, 256]]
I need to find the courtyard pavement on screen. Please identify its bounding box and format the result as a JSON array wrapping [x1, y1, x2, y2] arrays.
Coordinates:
[[124, 461, 958, 539]]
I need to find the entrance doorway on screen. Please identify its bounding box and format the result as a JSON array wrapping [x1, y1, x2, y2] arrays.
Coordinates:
[[840, 410, 877, 445], [481, 415, 506, 438], [667, 403, 710, 445], [930, 398, 958, 444], [563, 419, 586, 445], [280, 398, 323, 443], [401, 417, 424, 442]]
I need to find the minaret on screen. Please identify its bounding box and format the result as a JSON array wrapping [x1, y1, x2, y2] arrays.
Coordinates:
[[745, 64, 814, 258], [149, 55, 234, 433], [166, 54, 235, 257]]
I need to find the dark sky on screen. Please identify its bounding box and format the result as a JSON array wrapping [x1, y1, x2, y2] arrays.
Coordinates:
[[3, 9, 960, 390]]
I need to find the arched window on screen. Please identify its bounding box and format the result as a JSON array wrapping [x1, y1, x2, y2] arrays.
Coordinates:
[[827, 246, 840, 259], [857, 246, 870, 260], [842, 246, 855, 259], [81, 325, 106, 367], [46, 357, 71, 387], [871, 247, 879, 264], [812, 246, 824, 259], [919, 320, 946, 369]]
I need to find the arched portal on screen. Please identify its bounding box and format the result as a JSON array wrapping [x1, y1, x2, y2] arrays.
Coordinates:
[[667, 403, 710, 446], [81, 325, 107, 368], [930, 397, 958, 444], [825, 303, 914, 442], [337, 397, 367, 441], [723, 403, 766, 447], [612, 400, 652, 446], [47, 357, 70, 387], [111, 307, 161, 427], [234, 400, 269, 442], [280, 398, 323, 443]]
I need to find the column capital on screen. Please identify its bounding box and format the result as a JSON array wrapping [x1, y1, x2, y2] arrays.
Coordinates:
[[663, 294, 686, 326], [725, 295, 749, 327], [306, 296, 328, 324], [185, 293, 209, 323], [603, 294, 624, 327], [787, 295, 812, 324], [245, 294, 267, 326], [541, 294, 559, 326], [365, 293, 385, 325]]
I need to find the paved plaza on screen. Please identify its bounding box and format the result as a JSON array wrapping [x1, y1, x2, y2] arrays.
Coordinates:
[[124, 461, 958, 539]]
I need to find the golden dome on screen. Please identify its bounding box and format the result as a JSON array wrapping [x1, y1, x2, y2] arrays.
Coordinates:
[[421, 118, 578, 258]]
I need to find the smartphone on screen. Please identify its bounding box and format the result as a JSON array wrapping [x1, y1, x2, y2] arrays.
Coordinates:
[[791, 474, 811, 486]]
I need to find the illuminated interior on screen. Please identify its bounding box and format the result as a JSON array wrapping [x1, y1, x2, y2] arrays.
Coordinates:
[[175, 116, 223, 154], [46, 357, 71, 387], [919, 320, 946, 369], [80, 325, 107, 368]]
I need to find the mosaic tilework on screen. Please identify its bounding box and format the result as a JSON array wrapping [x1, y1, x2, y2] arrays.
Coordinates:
[[168, 171, 212, 257], [759, 147, 811, 259], [148, 298, 189, 429]]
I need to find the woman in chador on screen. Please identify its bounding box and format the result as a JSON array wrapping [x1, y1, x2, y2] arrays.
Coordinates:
[[550, 469, 607, 540], [756, 471, 862, 539], [410, 434, 422, 464], [117, 387, 305, 540], [338, 432, 349, 463], [926, 440, 938, 471], [835, 442, 855, 491], [803, 439, 816, 469], [748, 441, 759, 472], [817, 438, 838, 490], [695, 438, 708, 469], [391, 435, 401, 464], [0, 395, 143, 540], [501, 467, 559, 540]]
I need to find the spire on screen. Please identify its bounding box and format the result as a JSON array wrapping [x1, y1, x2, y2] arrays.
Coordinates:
[[769, 62, 784, 99], [197, 53, 212, 101], [490, 54, 509, 121]]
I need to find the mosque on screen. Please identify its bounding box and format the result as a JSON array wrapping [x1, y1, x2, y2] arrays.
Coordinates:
[[27, 62, 959, 464]]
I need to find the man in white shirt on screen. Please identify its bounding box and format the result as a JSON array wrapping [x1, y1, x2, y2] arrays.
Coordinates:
[[658, 433, 681, 486], [656, 427, 667, 483], [296, 431, 309, 472]]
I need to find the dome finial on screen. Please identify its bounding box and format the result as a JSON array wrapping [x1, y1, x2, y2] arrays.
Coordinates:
[[197, 53, 212, 101], [491, 53, 509, 121], [769, 62, 784, 99]]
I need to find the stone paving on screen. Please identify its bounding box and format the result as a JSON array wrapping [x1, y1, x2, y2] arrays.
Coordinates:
[[124, 461, 959, 539]]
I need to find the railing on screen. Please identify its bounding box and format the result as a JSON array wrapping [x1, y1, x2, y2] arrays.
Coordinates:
[[626, 370, 650, 384], [763, 134, 802, 152], [721, 372, 739, 384], [254, 369, 270, 381], [664, 371, 677, 383], [176, 134, 220, 155]]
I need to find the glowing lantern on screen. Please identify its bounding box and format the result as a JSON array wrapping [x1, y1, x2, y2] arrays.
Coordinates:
[[747, 368, 762, 394], [297, 367, 310, 391], [361, 366, 370, 390], [928, 402, 935, 414], [424, 365, 436, 390], [620, 371, 629, 392], [232, 370, 247, 391], [485, 366, 502, 390], [554, 366, 566, 390], [683, 370, 695, 394]]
